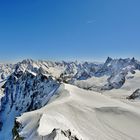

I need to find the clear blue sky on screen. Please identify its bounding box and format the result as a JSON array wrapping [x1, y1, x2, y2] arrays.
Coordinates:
[[0, 0, 140, 61]]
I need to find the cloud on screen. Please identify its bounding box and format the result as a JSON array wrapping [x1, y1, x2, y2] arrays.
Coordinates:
[[87, 20, 96, 24]]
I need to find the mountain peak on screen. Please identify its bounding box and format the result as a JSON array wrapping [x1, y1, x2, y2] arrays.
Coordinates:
[[105, 57, 113, 64], [131, 57, 136, 62], [21, 59, 34, 64]]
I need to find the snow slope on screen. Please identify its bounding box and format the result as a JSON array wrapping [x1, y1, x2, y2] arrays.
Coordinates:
[[1, 58, 140, 140], [104, 70, 140, 99], [74, 75, 108, 92], [17, 84, 140, 140], [0, 70, 60, 140]]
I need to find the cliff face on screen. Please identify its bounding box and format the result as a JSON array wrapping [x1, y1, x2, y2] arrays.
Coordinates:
[[0, 70, 60, 140]]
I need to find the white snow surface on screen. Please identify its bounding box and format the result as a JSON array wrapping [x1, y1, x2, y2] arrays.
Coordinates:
[[74, 75, 108, 91], [1, 58, 140, 140], [104, 70, 140, 99], [17, 83, 140, 140]]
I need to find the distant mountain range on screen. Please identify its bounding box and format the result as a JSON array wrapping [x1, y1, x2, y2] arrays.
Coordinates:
[[0, 57, 140, 140], [0, 57, 140, 89]]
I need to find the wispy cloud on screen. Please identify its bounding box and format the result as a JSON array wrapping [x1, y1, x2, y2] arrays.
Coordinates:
[[87, 20, 96, 24]]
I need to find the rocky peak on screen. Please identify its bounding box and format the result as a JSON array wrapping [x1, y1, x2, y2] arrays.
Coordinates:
[[104, 57, 113, 65]]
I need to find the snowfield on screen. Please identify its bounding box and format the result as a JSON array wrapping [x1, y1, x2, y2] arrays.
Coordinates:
[[104, 70, 140, 100], [1, 58, 140, 140], [17, 84, 140, 140], [74, 75, 109, 91]]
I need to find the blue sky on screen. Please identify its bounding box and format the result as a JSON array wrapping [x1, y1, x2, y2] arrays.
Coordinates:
[[0, 0, 140, 61]]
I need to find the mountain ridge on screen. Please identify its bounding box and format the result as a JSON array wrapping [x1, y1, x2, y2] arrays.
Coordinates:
[[0, 57, 140, 140]]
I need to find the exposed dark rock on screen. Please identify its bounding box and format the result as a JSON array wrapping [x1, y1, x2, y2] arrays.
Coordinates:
[[0, 121, 3, 131], [12, 120, 24, 140], [127, 89, 140, 100], [61, 129, 79, 140]]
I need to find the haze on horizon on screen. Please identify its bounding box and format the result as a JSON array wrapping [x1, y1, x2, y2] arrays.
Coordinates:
[[0, 0, 140, 61]]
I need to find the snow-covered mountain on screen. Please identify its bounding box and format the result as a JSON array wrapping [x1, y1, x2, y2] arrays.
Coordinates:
[[0, 57, 140, 140], [0, 63, 15, 81], [13, 84, 140, 140], [0, 59, 100, 82], [74, 57, 140, 91], [0, 57, 139, 90], [0, 69, 60, 140]]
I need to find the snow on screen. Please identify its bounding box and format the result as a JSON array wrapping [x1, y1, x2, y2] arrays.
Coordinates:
[[0, 70, 60, 140], [47, 66, 66, 78], [0, 106, 18, 140], [104, 70, 140, 99], [1, 58, 140, 140], [74, 75, 108, 91], [17, 83, 140, 140], [0, 81, 5, 110]]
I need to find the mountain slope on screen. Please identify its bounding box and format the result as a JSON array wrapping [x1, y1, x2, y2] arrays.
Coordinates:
[[0, 57, 140, 140], [16, 84, 140, 140], [74, 57, 140, 91], [0, 70, 60, 140], [0, 57, 140, 92]]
